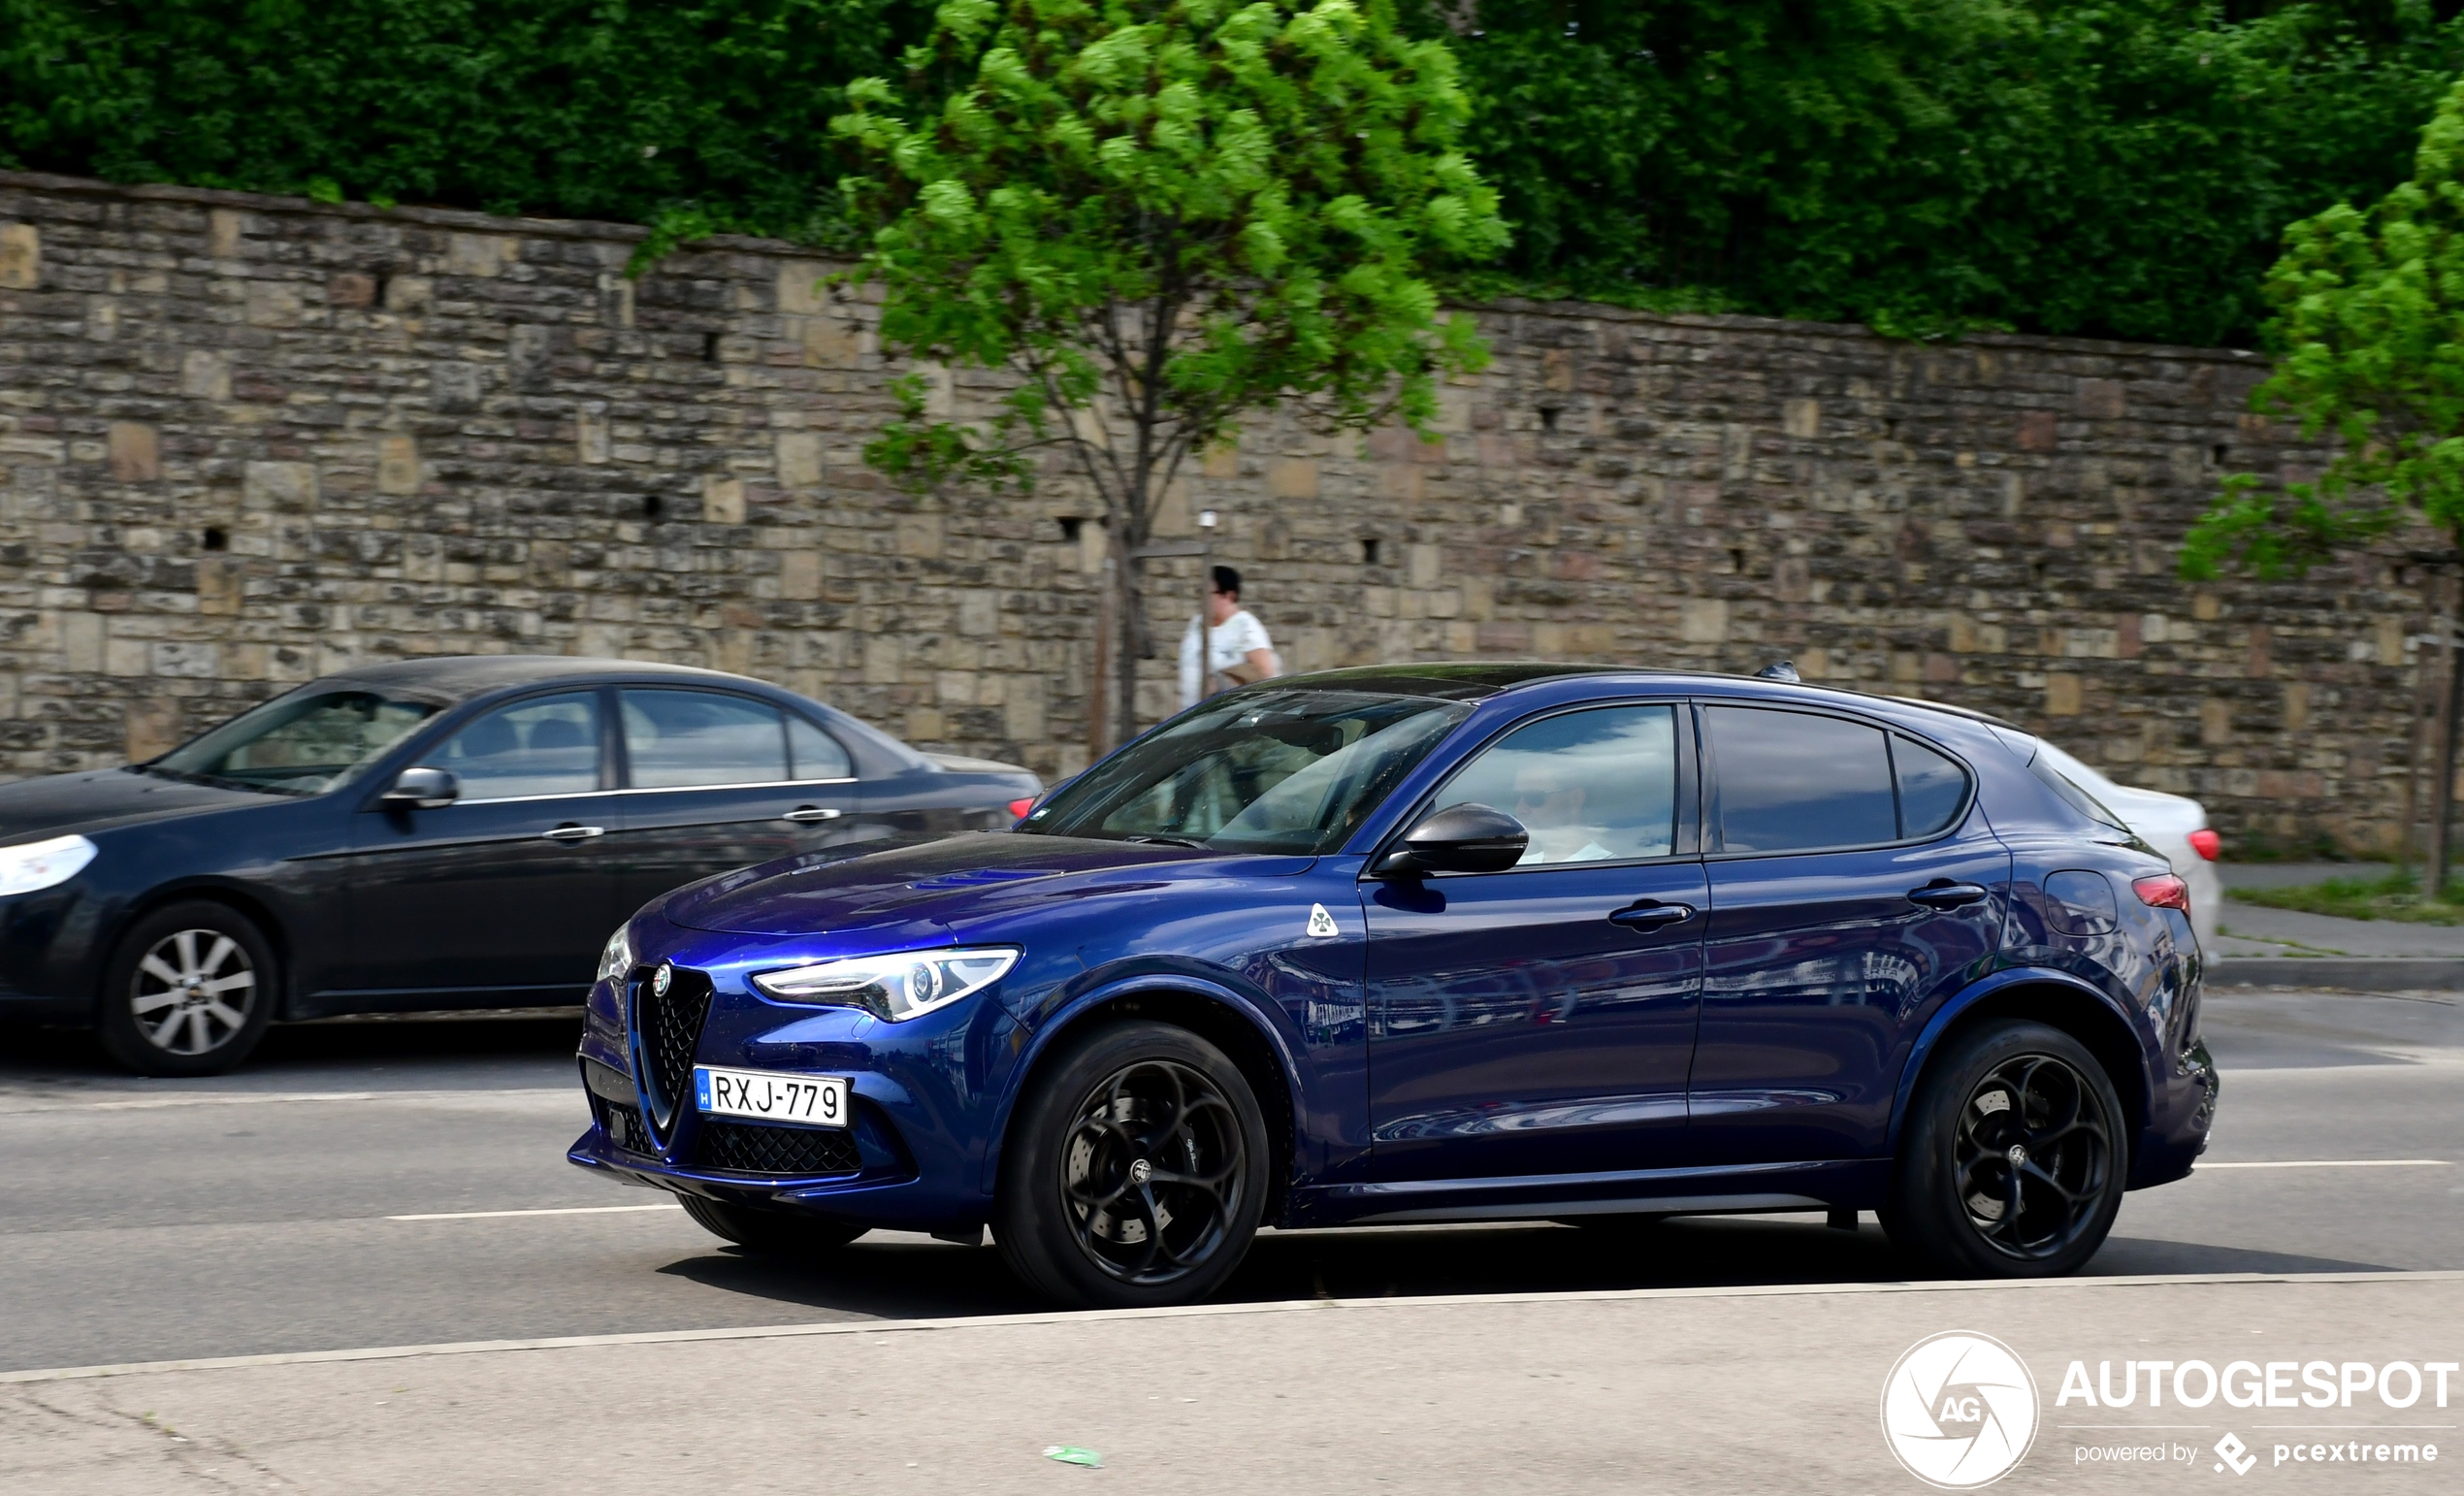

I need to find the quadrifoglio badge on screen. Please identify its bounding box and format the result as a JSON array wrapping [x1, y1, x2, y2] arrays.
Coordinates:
[[1885, 1334, 2458, 1485]]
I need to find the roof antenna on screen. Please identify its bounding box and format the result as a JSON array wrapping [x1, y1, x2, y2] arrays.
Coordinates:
[[1753, 659, 1800, 682]]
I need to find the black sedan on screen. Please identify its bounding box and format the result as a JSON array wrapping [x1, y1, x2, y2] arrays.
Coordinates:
[[0, 656, 1041, 1075]]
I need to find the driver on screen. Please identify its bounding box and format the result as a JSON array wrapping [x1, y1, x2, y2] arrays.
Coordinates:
[[1509, 763, 1612, 864]]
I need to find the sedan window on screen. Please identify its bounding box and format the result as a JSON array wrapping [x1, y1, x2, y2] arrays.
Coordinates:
[[1708, 706, 1897, 853], [1894, 734, 1972, 837], [787, 713, 853, 780], [150, 689, 438, 795], [1432, 705, 1678, 864], [436, 693, 603, 799], [621, 690, 790, 789]]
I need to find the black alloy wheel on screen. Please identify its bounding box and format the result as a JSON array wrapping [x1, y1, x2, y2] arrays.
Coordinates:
[[1885, 1019, 2126, 1278], [95, 901, 277, 1077], [677, 1193, 868, 1256], [996, 1021, 1269, 1309]]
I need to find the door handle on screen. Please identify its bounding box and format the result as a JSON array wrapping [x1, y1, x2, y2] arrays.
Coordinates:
[[541, 824, 605, 841], [1907, 881, 1989, 909], [1609, 901, 1695, 930], [783, 806, 843, 824]]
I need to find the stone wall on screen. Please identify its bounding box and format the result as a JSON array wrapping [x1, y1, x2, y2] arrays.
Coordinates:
[[0, 170, 2423, 853]]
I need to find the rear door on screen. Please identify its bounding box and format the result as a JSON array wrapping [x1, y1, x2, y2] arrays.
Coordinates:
[[341, 689, 624, 1004], [1365, 701, 1707, 1180], [603, 688, 866, 918], [1688, 704, 2010, 1163]]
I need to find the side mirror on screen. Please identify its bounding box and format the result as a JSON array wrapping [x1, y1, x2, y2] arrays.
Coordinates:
[[1374, 802, 1529, 879], [380, 765, 459, 810]]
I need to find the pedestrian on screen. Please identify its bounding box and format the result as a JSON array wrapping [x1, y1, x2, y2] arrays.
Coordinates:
[[1179, 565, 1280, 708]]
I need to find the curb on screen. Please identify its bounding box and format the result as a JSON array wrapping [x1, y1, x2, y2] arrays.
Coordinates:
[[2208, 957, 2464, 992]]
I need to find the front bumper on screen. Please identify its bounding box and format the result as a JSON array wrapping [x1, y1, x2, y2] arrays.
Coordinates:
[[567, 914, 1034, 1232]]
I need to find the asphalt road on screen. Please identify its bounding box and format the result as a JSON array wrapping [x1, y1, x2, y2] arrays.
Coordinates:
[[1, 989, 2457, 1375]]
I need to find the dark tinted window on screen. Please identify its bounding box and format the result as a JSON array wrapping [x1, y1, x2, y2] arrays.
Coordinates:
[[621, 690, 789, 788], [1435, 705, 1678, 863], [1893, 735, 1970, 838], [1709, 706, 1897, 853], [438, 692, 602, 798], [787, 714, 853, 780]]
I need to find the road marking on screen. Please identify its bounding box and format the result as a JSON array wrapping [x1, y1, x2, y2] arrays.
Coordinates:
[[0, 1088, 574, 1115], [5, 1269, 2461, 1384], [2198, 1159, 2449, 1169], [386, 1204, 680, 1221]]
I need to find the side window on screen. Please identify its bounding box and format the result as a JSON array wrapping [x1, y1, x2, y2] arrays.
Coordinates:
[[1434, 704, 1678, 865], [435, 693, 602, 799], [787, 714, 854, 780], [621, 690, 790, 789], [1708, 706, 1896, 853], [1894, 735, 1971, 838]]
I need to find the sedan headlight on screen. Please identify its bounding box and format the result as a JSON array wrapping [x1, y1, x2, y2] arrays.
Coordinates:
[[752, 947, 1019, 1022], [0, 834, 97, 896], [596, 923, 633, 984]]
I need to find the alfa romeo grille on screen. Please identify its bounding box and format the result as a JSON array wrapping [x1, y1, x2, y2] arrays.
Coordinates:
[[698, 1121, 862, 1177], [637, 965, 713, 1130]]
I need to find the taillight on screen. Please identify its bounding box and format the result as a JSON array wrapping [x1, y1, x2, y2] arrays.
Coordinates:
[[2133, 873, 2190, 912], [2186, 829, 2221, 862], [1007, 797, 1037, 821]]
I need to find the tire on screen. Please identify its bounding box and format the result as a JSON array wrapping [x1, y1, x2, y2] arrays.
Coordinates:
[[995, 1021, 1271, 1310], [95, 901, 277, 1077], [678, 1193, 868, 1255], [1885, 1019, 2127, 1277]]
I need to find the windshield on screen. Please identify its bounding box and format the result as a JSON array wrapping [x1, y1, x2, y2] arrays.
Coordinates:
[[149, 688, 442, 795], [1019, 689, 1474, 856], [2026, 739, 2132, 832]]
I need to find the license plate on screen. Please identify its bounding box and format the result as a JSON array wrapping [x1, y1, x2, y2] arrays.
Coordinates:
[[694, 1065, 849, 1128]]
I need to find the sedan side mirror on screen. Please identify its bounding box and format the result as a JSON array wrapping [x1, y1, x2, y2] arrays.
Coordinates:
[[1374, 802, 1529, 879], [380, 765, 460, 810]]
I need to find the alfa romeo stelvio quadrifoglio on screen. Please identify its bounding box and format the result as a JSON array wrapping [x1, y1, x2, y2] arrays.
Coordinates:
[[571, 664, 2217, 1308]]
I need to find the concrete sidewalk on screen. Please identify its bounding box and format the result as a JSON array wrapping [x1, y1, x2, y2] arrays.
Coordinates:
[[2210, 864, 2464, 989], [5, 1273, 2456, 1493]]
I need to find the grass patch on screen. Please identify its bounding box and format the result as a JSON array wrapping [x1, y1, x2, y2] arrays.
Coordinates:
[[2230, 868, 2464, 925]]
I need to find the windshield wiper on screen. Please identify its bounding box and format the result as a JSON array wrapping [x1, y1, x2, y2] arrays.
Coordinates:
[[1119, 833, 1211, 849]]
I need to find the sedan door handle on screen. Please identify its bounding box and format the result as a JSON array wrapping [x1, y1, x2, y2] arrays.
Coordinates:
[[541, 824, 605, 841], [1609, 901, 1695, 930], [783, 806, 843, 824], [1907, 881, 1989, 909]]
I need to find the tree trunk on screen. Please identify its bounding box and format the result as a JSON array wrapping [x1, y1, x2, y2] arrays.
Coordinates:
[[2430, 569, 2462, 896], [1109, 540, 1144, 751]]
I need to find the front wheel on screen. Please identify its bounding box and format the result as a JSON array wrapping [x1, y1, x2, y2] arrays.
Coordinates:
[[995, 1021, 1270, 1309], [95, 901, 277, 1077], [1886, 1020, 2126, 1277], [678, 1194, 867, 1256]]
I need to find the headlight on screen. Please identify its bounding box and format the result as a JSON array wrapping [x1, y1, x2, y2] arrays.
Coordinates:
[[596, 923, 633, 984], [751, 947, 1019, 1021], [0, 834, 96, 896]]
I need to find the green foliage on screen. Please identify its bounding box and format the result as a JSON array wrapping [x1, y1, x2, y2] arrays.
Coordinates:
[[2183, 74, 2464, 580], [2230, 866, 2464, 922], [1429, 0, 2464, 344], [0, 0, 929, 243], [833, 0, 1506, 511]]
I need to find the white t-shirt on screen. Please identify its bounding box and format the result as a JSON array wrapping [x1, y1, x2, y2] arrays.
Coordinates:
[[1180, 608, 1276, 707]]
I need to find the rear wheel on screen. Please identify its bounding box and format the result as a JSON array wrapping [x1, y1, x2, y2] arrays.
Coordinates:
[[677, 1194, 867, 1256], [995, 1021, 1269, 1309], [1886, 1020, 2126, 1277], [95, 901, 276, 1077]]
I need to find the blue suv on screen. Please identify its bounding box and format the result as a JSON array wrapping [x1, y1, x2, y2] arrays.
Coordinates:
[[569, 665, 2217, 1307]]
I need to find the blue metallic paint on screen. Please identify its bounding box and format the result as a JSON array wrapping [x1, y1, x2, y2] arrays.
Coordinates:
[[569, 668, 2217, 1239]]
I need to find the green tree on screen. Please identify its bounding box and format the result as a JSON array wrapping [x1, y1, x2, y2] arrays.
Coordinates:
[[830, 0, 1506, 741], [2183, 73, 2464, 885]]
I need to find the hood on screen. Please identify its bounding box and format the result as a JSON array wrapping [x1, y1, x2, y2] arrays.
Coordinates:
[[0, 768, 285, 843], [663, 831, 1279, 938]]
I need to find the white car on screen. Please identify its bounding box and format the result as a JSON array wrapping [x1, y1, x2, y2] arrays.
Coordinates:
[[2030, 738, 2222, 951]]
